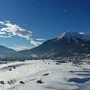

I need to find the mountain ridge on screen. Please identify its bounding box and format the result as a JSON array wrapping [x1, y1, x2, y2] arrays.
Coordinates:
[[24, 31, 90, 59], [0, 31, 90, 60]]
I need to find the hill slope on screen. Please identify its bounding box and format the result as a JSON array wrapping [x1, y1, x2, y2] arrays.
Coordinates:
[[22, 32, 90, 58]]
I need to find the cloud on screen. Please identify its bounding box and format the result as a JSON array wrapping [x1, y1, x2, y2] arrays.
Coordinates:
[[0, 31, 6, 35], [0, 35, 11, 38], [79, 32, 85, 34], [0, 21, 5, 25], [0, 31, 11, 38], [0, 22, 32, 38], [0, 20, 43, 46], [36, 38, 45, 41], [26, 37, 43, 46], [11, 45, 31, 51], [30, 40, 42, 46]]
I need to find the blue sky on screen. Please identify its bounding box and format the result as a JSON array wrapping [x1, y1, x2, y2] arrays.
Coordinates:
[[0, 0, 90, 51]]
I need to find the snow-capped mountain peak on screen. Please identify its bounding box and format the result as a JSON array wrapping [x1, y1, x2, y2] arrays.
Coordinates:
[[57, 31, 82, 39], [57, 31, 90, 42], [23, 31, 90, 58]]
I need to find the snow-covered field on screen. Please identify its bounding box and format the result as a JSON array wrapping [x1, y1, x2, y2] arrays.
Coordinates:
[[0, 60, 90, 90]]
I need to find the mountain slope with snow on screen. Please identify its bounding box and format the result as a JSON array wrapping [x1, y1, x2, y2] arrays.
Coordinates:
[[57, 31, 90, 42], [1, 31, 90, 60], [24, 31, 90, 58]]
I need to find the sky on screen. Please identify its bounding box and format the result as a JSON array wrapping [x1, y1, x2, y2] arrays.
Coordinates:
[[0, 0, 90, 51]]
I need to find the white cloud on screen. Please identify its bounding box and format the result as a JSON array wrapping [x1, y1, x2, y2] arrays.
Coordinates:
[[0, 31, 6, 35], [26, 37, 43, 46], [0, 31, 11, 38], [0, 21, 5, 25], [1, 22, 32, 37], [4, 20, 10, 23], [30, 40, 42, 46], [0, 20, 43, 46], [0, 35, 12, 38], [11, 45, 31, 51], [36, 38, 45, 41], [79, 32, 85, 34]]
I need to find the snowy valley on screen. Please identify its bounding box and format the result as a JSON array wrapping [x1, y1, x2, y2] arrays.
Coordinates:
[[0, 60, 90, 90], [0, 0, 90, 90]]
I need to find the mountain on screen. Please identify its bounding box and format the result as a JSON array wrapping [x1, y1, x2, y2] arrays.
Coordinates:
[[22, 31, 90, 59], [0, 45, 16, 60], [0, 45, 15, 53], [0, 45, 33, 61], [1, 31, 90, 60]]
